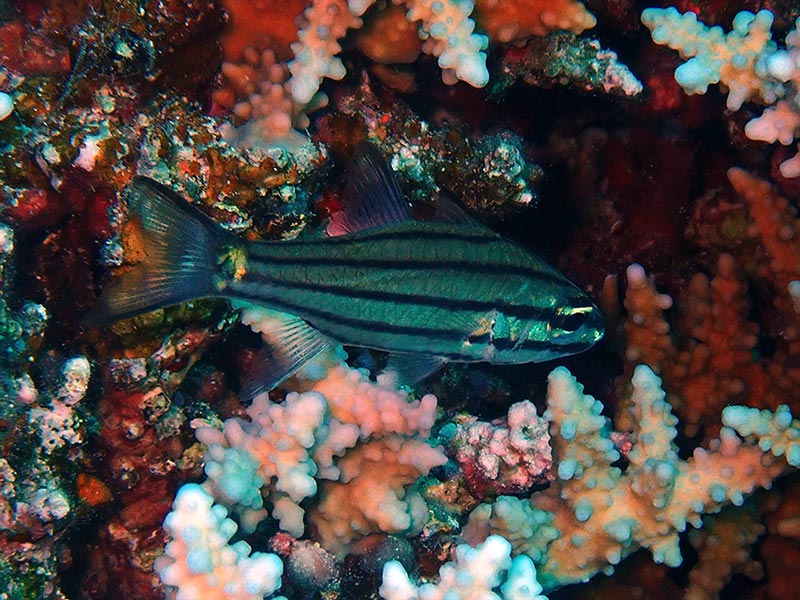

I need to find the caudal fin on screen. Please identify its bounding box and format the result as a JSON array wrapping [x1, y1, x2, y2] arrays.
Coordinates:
[[83, 177, 227, 326]]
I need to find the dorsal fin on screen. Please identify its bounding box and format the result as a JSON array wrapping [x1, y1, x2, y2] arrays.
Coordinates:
[[431, 193, 485, 229], [327, 142, 411, 236]]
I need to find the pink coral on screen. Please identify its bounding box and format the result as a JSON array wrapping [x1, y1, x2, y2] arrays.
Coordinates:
[[443, 401, 552, 499], [192, 353, 446, 556]]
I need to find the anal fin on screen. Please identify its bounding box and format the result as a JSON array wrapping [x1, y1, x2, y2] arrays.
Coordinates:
[[238, 306, 331, 399]]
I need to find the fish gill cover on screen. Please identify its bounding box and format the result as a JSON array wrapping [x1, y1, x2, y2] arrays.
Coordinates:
[[0, 1, 799, 600]]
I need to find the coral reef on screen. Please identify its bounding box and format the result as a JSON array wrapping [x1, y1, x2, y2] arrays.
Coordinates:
[[440, 400, 552, 499], [462, 365, 798, 590], [643, 8, 800, 177], [492, 31, 643, 98], [155, 484, 285, 600], [2, 1, 800, 599], [379, 535, 547, 600], [191, 349, 446, 556]]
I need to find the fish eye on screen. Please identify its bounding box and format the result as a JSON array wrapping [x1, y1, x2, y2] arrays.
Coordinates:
[[552, 308, 590, 332]]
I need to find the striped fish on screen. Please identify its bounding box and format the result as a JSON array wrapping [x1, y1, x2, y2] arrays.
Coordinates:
[[86, 143, 604, 395]]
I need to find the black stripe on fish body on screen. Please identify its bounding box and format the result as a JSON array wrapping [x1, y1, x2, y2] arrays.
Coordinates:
[[232, 279, 478, 341], [245, 252, 570, 289], [231, 287, 479, 359], [271, 227, 502, 247], [237, 265, 557, 323], [247, 223, 568, 286]]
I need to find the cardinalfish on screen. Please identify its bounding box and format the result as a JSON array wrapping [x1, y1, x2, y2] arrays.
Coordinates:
[[85, 143, 604, 396]]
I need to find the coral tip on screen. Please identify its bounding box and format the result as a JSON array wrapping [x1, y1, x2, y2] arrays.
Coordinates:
[[0, 91, 12, 120]]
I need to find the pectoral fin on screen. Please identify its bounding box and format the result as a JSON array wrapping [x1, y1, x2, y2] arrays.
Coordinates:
[[382, 353, 447, 387], [238, 307, 332, 399]]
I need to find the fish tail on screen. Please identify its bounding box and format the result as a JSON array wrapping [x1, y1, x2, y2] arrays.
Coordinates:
[[83, 177, 228, 326]]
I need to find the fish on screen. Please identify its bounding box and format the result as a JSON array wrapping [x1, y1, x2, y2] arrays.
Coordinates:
[[85, 143, 604, 396]]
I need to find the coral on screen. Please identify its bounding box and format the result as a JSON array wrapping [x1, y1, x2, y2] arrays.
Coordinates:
[[1, 65, 324, 243], [727, 168, 800, 316], [308, 436, 444, 554], [641, 8, 776, 108], [5, 1, 800, 598], [722, 404, 800, 466], [191, 346, 446, 555], [440, 400, 552, 499], [318, 78, 544, 217], [354, 4, 422, 65], [213, 43, 316, 154], [288, 0, 365, 105], [616, 176, 800, 438], [283, 539, 339, 594], [405, 0, 489, 88], [685, 502, 766, 600], [643, 8, 800, 177], [379, 535, 547, 600], [212, 0, 629, 150], [286, 0, 488, 108], [463, 365, 797, 590], [758, 477, 800, 600], [473, 0, 596, 45], [0, 225, 94, 599], [219, 0, 306, 62], [29, 356, 91, 451], [492, 31, 642, 98], [155, 483, 286, 600], [613, 262, 755, 438]]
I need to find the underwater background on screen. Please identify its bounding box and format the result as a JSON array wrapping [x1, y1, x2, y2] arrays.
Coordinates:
[[1, 1, 800, 599]]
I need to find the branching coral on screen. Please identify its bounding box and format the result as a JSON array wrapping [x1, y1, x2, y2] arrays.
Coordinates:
[[286, 0, 489, 107], [156, 484, 286, 600], [214, 0, 615, 150], [214, 43, 317, 154], [473, 0, 596, 45], [379, 535, 547, 600], [188, 345, 446, 557], [685, 503, 766, 600], [642, 8, 800, 177], [216, 0, 486, 149], [727, 167, 800, 323], [615, 166, 800, 439], [463, 365, 798, 590]]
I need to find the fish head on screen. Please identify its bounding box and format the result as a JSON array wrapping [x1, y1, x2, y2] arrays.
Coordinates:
[[486, 292, 604, 364], [538, 295, 605, 357]]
